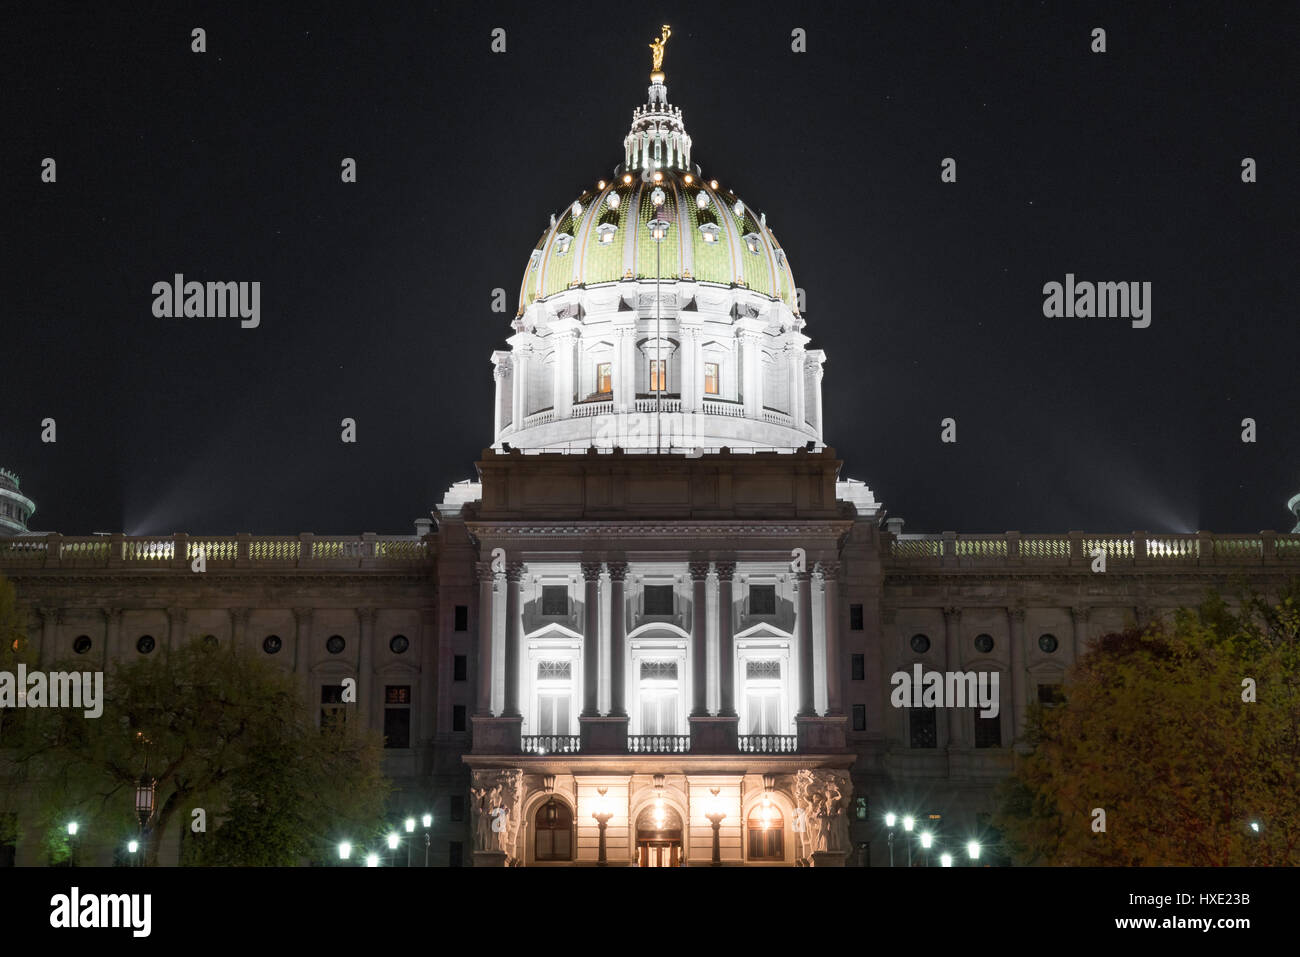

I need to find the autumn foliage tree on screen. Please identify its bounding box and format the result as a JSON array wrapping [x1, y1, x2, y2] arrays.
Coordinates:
[[996, 586, 1300, 865]]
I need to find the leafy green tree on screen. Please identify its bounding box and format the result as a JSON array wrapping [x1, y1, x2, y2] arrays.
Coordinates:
[[11, 633, 389, 865], [996, 586, 1300, 865]]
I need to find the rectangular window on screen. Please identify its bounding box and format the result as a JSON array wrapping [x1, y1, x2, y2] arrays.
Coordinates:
[[851, 654, 865, 681], [384, 685, 411, 749], [643, 584, 674, 616], [453, 654, 467, 681], [746, 690, 781, 735], [704, 362, 719, 395], [749, 584, 776, 616], [537, 693, 571, 736], [541, 585, 568, 616], [1037, 683, 1064, 706], [852, 704, 866, 731], [597, 362, 612, 394], [450, 795, 465, 822], [640, 689, 678, 734], [909, 709, 937, 748], [649, 359, 666, 392], [449, 841, 463, 867], [850, 604, 864, 631], [320, 684, 346, 731], [974, 713, 1002, 748], [453, 605, 468, 631], [452, 705, 466, 731]]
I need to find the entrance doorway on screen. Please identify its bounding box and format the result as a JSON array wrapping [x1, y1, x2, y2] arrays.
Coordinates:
[[634, 801, 684, 867]]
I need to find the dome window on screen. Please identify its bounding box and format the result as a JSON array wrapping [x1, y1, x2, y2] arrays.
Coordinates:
[[554, 234, 573, 255], [698, 223, 721, 244], [696, 191, 710, 210], [650, 186, 666, 207], [596, 223, 619, 245], [742, 232, 764, 255], [606, 192, 620, 210]]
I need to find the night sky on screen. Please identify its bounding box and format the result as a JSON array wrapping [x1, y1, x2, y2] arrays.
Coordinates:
[[4, 2, 1297, 536]]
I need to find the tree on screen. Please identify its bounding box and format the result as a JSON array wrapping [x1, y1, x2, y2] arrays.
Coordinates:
[[995, 585, 1300, 865], [11, 633, 390, 865]]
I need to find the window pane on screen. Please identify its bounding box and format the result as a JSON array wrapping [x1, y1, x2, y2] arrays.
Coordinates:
[[541, 585, 568, 616], [704, 362, 719, 395], [749, 584, 776, 615], [909, 709, 937, 748], [851, 653, 865, 681], [644, 585, 674, 615], [597, 362, 611, 393], [384, 708, 410, 748]]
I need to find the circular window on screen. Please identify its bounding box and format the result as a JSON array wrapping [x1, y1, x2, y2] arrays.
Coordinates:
[[974, 634, 994, 654], [136, 635, 156, 654], [202, 634, 218, 648], [325, 635, 346, 655], [263, 634, 282, 655], [389, 634, 409, 654], [72, 634, 92, 655], [910, 633, 931, 654], [1038, 633, 1059, 653]]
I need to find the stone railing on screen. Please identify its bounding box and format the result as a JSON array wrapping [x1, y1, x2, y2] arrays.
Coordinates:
[[627, 734, 691, 754], [0, 533, 431, 569], [762, 408, 792, 426], [888, 531, 1298, 568], [572, 398, 613, 418], [520, 734, 581, 755], [738, 734, 798, 753], [634, 397, 681, 413], [702, 398, 744, 417]]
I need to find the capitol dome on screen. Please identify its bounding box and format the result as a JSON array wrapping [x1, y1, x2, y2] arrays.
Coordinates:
[[491, 43, 824, 453]]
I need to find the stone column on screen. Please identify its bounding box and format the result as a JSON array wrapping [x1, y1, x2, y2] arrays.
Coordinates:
[[166, 606, 187, 652], [1008, 607, 1026, 742], [358, 607, 376, 730], [491, 353, 511, 438], [36, 606, 59, 666], [819, 561, 843, 715], [512, 346, 531, 429], [229, 607, 250, 648], [581, 562, 602, 716], [716, 562, 737, 716], [553, 329, 576, 419], [614, 326, 636, 413], [293, 607, 314, 697], [102, 607, 123, 667], [795, 571, 815, 715], [680, 326, 699, 412], [806, 350, 826, 438], [739, 328, 763, 419], [502, 563, 524, 717], [943, 606, 963, 747], [788, 341, 806, 428], [419, 605, 436, 744], [1069, 605, 1089, 662], [689, 561, 711, 716], [607, 562, 628, 716], [475, 561, 496, 715]]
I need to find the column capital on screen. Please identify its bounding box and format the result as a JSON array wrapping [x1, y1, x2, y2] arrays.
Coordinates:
[[504, 562, 526, 582], [356, 606, 377, 626], [166, 606, 187, 624], [1008, 606, 1026, 623], [1070, 605, 1091, 623], [815, 560, 840, 580], [606, 561, 629, 582], [943, 606, 963, 623], [101, 606, 124, 624], [791, 570, 813, 585], [580, 562, 604, 582], [293, 606, 314, 624], [688, 561, 711, 581], [474, 561, 496, 583], [38, 606, 62, 624], [228, 607, 250, 627], [714, 561, 736, 582]]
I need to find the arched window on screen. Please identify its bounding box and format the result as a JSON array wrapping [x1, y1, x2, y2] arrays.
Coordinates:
[[534, 798, 573, 861], [746, 798, 784, 860]]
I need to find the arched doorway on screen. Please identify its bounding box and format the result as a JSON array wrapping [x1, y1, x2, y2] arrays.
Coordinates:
[[635, 800, 683, 867]]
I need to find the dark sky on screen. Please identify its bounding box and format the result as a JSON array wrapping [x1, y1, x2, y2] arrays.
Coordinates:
[[4, 1, 1297, 536]]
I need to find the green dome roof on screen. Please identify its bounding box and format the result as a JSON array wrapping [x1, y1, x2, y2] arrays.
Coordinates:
[[517, 80, 798, 316]]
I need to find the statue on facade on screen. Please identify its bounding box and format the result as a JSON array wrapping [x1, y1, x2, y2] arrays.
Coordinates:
[[470, 768, 525, 864], [649, 24, 671, 75], [793, 768, 852, 861]]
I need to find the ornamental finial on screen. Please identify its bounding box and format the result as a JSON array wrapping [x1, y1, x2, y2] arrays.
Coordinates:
[[649, 24, 671, 81]]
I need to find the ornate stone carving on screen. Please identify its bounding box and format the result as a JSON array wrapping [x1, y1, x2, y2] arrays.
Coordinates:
[[474, 561, 495, 584], [815, 560, 840, 581], [504, 562, 525, 583], [356, 606, 377, 627], [293, 607, 314, 625], [470, 768, 525, 865], [943, 606, 962, 623], [688, 561, 711, 581], [1070, 605, 1091, 624], [580, 562, 604, 582], [793, 768, 852, 862], [714, 561, 736, 582], [606, 561, 629, 582]]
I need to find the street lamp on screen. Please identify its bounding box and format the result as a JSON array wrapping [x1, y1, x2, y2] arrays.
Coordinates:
[[337, 841, 352, 863], [135, 772, 155, 865], [884, 813, 897, 867], [592, 788, 614, 866], [902, 815, 914, 867], [386, 831, 400, 867], [967, 840, 981, 863], [66, 821, 78, 867], [127, 839, 139, 867], [646, 213, 671, 454], [365, 851, 379, 868], [940, 852, 953, 867], [705, 787, 727, 867], [920, 830, 933, 867], [404, 817, 415, 867], [422, 813, 433, 867]]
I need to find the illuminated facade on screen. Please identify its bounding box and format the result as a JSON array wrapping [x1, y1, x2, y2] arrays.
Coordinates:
[[4, 44, 1299, 868]]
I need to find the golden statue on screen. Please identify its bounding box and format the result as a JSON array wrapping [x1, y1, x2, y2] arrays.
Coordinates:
[[649, 24, 671, 80]]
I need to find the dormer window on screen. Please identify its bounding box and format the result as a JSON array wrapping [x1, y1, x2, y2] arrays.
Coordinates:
[[698, 223, 721, 244], [554, 233, 573, 255], [742, 232, 763, 255], [596, 223, 618, 245]]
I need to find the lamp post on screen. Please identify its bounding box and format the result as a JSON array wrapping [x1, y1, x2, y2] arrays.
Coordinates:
[[404, 817, 416, 867], [919, 830, 933, 867], [705, 787, 727, 867], [135, 772, 155, 866], [902, 815, 914, 867], [967, 840, 981, 864], [386, 831, 400, 868], [338, 841, 352, 865], [66, 821, 78, 867], [127, 839, 139, 867], [940, 852, 953, 867], [647, 194, 670, 455], [592, 787, 614, 866], [885, 813, 897, 867], [365, 851, 379, 868], [422, 813, 433, 867]]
